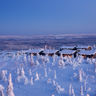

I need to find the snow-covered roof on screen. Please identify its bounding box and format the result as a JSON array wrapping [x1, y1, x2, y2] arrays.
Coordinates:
[[61, 45, 92, 49], [60, 50, 75, 54], [79, 50, 96, 55], [60, 46, 75, 49], [43, 49, 57, 53], [77, 45, 92, 49]]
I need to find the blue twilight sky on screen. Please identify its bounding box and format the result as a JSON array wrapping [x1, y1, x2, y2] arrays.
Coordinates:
[[0, 0, 96, 35]]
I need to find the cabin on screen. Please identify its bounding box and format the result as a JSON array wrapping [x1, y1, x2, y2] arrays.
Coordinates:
[[25, 48, 44, 56], [43, 49, 56, 57], [55, 50, 61, 56], [59, 50, 76, 58], [77, 45, 92, 50], [39, 50, 46, 56], [85, 46, 92, 50], [78, 49, 95, 58], [48, 53, 54, 57], [92, 53, 96, 58]]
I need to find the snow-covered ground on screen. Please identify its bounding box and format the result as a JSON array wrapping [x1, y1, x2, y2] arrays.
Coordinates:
[[0, 47, 96, 96]]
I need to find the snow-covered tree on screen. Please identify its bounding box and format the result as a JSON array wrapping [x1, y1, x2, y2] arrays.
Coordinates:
[[23, 54, 27, 62], [52, 80, 57, 86], [45, 55, 49, 63], [80, 85, 84, 96], [0, 70, 7, 82], [69, 84, 75, 96], [7, 73, 15, 96], [35, 60, 39, 66], [58, 58, 65, 67], [51, 94, 55, 96], [69, 84, 72, 96], [86, 94, 90, 96], [84, 80, 87, 91], [30, 54, 34, 66], [28, 55, 31, 62], [72, 87, 75, 96], [35, 72, 39, 81], [79, 69, 83, 82], [52, 55, 56, 66], [0, 84, 4, 96], [17, 68, 28, 85], [30, 77, 34, 85], [44, 68, 47, 77], [54, 70, 56, 79], [56, 84, 64, 94]]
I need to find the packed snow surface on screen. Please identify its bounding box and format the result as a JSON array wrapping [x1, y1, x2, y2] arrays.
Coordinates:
[[0, 48, 96, 96]]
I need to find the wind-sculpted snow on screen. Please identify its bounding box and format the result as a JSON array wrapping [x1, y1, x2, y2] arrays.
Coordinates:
[[0, 48, 96, 96]]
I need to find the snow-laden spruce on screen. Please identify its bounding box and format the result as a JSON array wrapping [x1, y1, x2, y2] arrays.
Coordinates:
[[0, 70, 7, 82], [54, 70, 56, 79], [79, 69, 83, 82], [30, 77, 34, 85], [35, 72, 39, 81], [80, 85, 84, 96], [0, 84, 4, 96], [17, 67, 28, 85], [44, 68, 47, 77], [69, 83, 72, 96], [7, 73, 15, 96]]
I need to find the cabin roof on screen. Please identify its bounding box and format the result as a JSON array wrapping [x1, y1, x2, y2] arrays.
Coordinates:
[[60, 45, 75, 49], [43, 49, 57, 53], [60, 50, 75, 54], [61, 45, 92, 49], [79, 50, 95, 55]]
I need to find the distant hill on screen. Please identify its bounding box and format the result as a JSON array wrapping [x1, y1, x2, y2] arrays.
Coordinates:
[[0, 34, 96, 50]]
